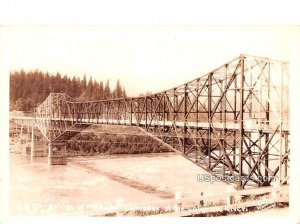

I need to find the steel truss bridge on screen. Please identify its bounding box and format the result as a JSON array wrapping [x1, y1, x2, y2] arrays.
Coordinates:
[[12, 55, 290, 189]]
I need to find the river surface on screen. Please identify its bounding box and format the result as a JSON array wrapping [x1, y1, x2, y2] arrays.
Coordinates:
[[9, 152, 228, 216]]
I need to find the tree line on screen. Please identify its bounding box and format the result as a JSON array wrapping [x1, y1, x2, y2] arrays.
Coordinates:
[[66, 132, 171, 156], [10, 70, 127, 111]]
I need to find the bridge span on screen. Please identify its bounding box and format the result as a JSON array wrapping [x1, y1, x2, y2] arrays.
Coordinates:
[[11, 54, 290, 189]]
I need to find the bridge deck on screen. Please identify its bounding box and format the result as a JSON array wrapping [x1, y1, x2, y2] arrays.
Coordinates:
[[11, 116, 289, 133]]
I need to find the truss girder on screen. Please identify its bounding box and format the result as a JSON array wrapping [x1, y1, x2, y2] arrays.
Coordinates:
[[34, 55, 290, 188]]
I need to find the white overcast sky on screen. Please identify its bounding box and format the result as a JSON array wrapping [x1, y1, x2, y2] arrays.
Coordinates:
[[1, 26, 299, 96], [0, 0, 299, 97]]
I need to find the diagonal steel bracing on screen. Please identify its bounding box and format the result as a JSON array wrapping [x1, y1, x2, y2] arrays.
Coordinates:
[[33, 54, 290, 189]]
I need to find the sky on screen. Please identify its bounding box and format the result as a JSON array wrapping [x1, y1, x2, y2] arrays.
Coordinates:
[[1, 26, 299, 96]]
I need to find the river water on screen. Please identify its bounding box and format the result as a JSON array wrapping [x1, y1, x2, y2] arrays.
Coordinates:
[[9, 152, 228, 216]]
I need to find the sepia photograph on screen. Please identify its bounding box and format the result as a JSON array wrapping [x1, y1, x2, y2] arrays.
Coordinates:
[[1, 2, 300, 223]]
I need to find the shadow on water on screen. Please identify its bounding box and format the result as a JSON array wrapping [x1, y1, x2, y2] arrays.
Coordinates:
[[70, 160, 175, 199]]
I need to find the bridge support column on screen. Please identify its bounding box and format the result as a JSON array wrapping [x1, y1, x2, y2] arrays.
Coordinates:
[[28, 127, 47, 159], [30, 127, 35, 161], [238, 55, 245, 189], [48, 143, 52, 165], [48, 142, 67, 165]]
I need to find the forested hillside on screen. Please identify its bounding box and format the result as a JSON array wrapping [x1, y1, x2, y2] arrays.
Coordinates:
[[10, 70, 127, 111]]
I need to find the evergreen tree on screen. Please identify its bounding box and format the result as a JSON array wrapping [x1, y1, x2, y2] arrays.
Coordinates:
[[98, 81, 104, 100], [54, 72, 62, 92], [81, 74, 87, 92], [113, 80, 123, 99], [86, 76, 93, 98], [76, 77, 82, 96], [104, 80, 111, 100], [9, 70, 128, 111], [92, 79, 98, 100], [122, 88, 127, 98], [70, 76, 78, 97]]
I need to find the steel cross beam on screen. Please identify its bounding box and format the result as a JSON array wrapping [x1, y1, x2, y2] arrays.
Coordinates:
[[33, 54, 290, 189]]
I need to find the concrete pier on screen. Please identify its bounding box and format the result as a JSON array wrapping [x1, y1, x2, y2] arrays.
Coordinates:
[[30, 127, 35, 161], [48, 142, 67, 165], [28, 127, 47, 158]]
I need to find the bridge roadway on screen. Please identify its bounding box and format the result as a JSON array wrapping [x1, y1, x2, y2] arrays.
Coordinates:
[[11, 116, 289, 134]]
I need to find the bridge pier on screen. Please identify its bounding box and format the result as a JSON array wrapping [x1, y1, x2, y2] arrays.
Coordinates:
[[30, 127, 35, 161], [48, 142, 67, 165], [28, 127, 47, 160]]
